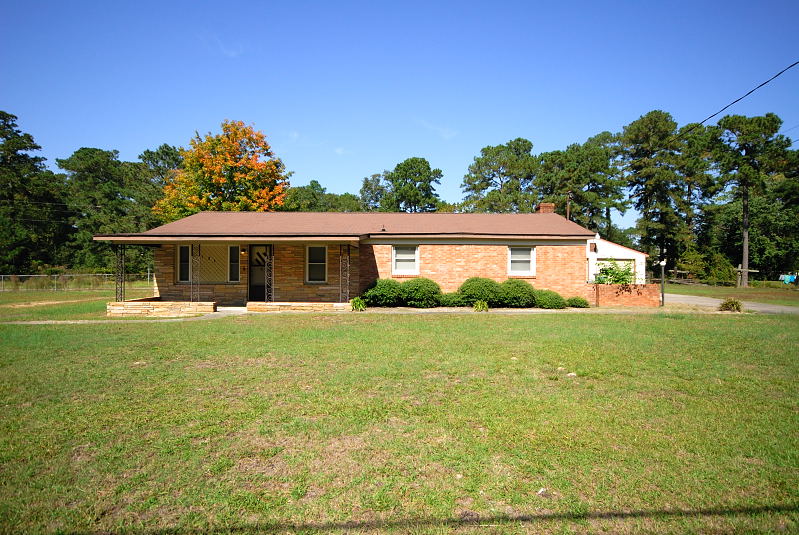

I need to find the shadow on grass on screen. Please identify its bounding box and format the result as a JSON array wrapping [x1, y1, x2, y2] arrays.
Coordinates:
[[65, 504, 797, 534]]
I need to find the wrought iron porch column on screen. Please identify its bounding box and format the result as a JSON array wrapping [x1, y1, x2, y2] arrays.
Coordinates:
[[339, 244, 350, 303], [115, 244, 126, 302], [190, 244, 201, 302]]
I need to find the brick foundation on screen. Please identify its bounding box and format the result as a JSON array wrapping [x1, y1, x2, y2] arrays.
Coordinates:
[[107, 297, 216, 317], [594, 284, 661, 307]]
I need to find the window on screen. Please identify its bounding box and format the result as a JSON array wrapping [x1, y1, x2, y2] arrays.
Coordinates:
[[508, 247, 535, 276], [306, 246, 327, 283], [178, 245, 190, 282], [229, 245, 240, 282], [393, 245, 419, 275]]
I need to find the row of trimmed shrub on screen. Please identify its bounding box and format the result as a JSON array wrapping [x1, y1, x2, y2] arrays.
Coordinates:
[[361, 277, 590, 309]]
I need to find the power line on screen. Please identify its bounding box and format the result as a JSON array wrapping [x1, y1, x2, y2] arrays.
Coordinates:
[[676, 59, 799, 141], [9, 218, 74, 224], [0, 199, 103, 209]]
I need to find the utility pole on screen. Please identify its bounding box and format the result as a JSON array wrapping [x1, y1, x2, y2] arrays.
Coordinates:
[[566, 190, 573, 221]]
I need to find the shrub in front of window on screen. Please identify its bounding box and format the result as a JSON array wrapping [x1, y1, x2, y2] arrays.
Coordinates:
[[566, 296, 590, 308], [401, 277, 442, 308], [439, 292, 466, 307], [535, 289, 567, 309], [457, 277, 502, 306], [499, 279, 537, 308], [361, 279, 403, 307], [594, 259, 634, 284]]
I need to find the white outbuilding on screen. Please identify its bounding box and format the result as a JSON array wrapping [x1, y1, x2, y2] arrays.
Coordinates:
[[587, 234, 648, 284]]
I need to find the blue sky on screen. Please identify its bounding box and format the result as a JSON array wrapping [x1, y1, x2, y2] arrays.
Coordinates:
[[2, 0, 797, 227]]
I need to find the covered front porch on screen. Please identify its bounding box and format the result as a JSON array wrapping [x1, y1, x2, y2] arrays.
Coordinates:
[[106, 240, 360, 317]]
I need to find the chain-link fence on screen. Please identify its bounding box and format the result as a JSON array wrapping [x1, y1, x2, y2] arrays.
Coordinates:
[[0, 273, 155, 292]]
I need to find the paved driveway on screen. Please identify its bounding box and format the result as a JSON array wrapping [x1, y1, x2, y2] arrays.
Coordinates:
[[665, 293, 799, 314]]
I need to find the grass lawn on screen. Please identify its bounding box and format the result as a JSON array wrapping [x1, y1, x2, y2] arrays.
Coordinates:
[[0, 289, 154, 322], [1, 313, 797, 534], [664, 282, 799, 307]]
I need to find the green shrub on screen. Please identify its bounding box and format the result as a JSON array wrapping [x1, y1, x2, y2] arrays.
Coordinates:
[[536, 289, 567, 309], [439, 292, 466, 307], [566, 296, 590, 308], [704, 253, 737, 285], [458, 277, 502, 306], [350, 297, 366, 311], [499, 279, 536, 308], [361, 279, 403, 307], [401, 278, 442, 308], [594, 259, 634, 284], [718, 298, 743, 312], [473, 300, 489, 312]]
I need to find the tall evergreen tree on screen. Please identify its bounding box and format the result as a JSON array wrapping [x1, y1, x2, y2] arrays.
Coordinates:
[[713, 113, 791, 286], [461, 138, 537, 213], [382, 157, 441, 212], [0, 111, 70, 273], [57, 148, 156, 270], [620, 110, 684, 262]]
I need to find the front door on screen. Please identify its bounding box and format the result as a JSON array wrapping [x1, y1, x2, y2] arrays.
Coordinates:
[[249, 245, 273, 301]]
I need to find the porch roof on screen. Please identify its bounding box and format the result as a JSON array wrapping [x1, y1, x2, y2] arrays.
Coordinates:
[[94, 211, 596, 244]]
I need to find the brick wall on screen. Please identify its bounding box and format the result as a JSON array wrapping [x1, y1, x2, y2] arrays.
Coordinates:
[[154, 245, 249, 305], [273, 244, 359, 302], [154, 243, 359, 305], [359, 242, 592, 299], [594, 284, 661, 307]]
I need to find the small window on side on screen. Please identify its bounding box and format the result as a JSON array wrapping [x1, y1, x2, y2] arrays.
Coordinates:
[[307, 246, 327, 283], [393, 246, 418, 275], [178, 245, 190, 282], [229, 246, 240, 282], [508, 247, 535, 276]]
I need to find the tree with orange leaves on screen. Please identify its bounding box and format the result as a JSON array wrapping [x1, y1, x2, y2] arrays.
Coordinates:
[[152, 120, 289, 222]]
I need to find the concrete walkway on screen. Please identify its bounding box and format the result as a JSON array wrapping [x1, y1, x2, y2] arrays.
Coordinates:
[[665, 293, 799, 314]]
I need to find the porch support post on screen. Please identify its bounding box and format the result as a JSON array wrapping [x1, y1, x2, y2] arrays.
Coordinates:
[[265, 245, 274, 302], [339, 244, 350, 303], [190, 243, 201, 303], [115, 244, 126, 302]]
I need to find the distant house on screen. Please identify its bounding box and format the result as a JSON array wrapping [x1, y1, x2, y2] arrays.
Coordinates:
[[587, 234, 647, 284], [95, 203, 603, 309]]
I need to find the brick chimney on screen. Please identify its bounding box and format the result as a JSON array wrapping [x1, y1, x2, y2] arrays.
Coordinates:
[[537, 202, 555, 214]]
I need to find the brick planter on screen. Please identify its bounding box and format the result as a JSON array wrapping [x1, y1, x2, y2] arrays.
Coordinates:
[[247, 301, 350, 313], [593, 284, 661, 307], [107, 297, 217, 317]]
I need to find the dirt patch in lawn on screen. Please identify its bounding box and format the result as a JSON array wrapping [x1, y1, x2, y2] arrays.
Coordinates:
[[0, 297, 102, 308]]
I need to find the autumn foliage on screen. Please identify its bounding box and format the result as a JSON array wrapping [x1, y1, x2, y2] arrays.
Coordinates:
[[153, 120, 289, 222]]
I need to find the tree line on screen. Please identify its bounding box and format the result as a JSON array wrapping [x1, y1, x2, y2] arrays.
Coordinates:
[[1, 110, 796, 282]]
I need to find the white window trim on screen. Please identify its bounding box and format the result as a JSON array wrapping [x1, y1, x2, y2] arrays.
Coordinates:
[[305, 245, 328, 283], [392, 245, 420, 276], [228, 244, 241, 283], [507, 246, 536, 276], [177, 245, 191, 282]]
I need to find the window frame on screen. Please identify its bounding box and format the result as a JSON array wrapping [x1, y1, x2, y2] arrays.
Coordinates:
[[177, 245, 191, 282], [392, 245, 420, 276], [305, 245, 328, 284], [228, 245, 241, 283], [507, 246, 536, 276]]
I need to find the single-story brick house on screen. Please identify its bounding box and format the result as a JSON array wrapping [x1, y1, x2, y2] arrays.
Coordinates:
[[95, 203, 658, 313]]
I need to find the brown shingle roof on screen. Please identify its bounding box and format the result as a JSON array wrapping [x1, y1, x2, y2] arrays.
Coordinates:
[[95, 211, 595, 242]]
